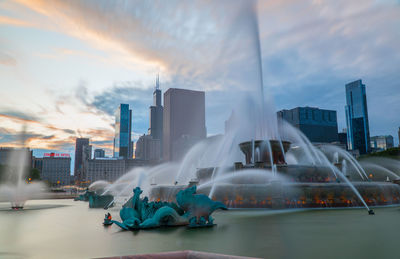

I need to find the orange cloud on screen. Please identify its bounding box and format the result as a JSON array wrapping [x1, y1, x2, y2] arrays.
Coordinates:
[[13, 0, 165, 71], [0, 15, 32, 27], [0, 113, 38, 124], [0, 112, 75, 139]]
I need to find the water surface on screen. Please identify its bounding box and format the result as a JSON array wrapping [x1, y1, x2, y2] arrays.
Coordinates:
[[0, 199, 399, 259]]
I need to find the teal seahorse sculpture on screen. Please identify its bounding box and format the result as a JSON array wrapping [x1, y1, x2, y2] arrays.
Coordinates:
[[74, 188, 92, 201], [74, 188, 114, 209], [104, 185, 227, 230], [176, 185, 227, 227]]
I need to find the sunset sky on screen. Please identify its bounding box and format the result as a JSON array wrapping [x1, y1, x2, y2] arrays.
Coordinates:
[[1, 0, 399, 166]]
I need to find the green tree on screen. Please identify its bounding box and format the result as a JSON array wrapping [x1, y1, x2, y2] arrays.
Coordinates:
[[28, 168, 41, 181]]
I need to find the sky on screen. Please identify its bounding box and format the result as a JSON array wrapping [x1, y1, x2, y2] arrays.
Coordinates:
[[0, 0, 399, 167]]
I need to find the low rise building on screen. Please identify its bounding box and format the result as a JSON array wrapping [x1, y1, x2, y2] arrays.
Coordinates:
[[84, 158, 125, 183], [83, 158, 153, 184], [41, 156, 71, 186], [370, 135, 394, 151]]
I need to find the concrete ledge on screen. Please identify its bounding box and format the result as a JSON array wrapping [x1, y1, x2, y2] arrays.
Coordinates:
[[98, 250, 260, 259]]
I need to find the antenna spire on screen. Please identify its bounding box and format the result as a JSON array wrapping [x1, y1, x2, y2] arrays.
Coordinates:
[[156, 73, 160, 90]]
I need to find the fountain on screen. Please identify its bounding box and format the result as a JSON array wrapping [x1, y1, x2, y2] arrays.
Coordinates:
[[98, 1, 399, 215], [146, 2, 400, 214], [0, 131, 45, 209], [149, 135, 400, 212]]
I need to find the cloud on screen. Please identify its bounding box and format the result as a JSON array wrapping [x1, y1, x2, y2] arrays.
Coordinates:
[[50, 80, 154, 136], [0, 127, 55, 147], [62, 129, 76, 135], [254, 0, 400, 141], [5, 0, 400, 146], [0, 81, 149, 152], [0, 110, 77, 145], [91, 84, 152, 114], [0, 15, 32, 27], [91, 139, 114, 153], [0, 110, 40, 122], [88, 82, 153, 135], [13, 0, 263, 91], [0, 111, 39, 124], [0, 52, 17, 66]]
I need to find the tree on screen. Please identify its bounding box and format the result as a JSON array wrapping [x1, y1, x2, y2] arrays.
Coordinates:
[[28, 168, 41, 181]]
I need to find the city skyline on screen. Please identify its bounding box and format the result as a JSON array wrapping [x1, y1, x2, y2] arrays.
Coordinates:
[[1, 0, 399, 159]]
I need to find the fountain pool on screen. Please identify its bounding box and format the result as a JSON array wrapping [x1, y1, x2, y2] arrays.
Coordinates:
[[1, 199, 400, 259]]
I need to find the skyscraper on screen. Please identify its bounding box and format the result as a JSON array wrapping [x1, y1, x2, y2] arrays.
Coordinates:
[[149, 75, 163, 142], [74, 138, 89, 179], [134, 75, 163, 162], [113, 104, 132, 158], [345, 79, 371, 154], [163, 88, 206, 161]]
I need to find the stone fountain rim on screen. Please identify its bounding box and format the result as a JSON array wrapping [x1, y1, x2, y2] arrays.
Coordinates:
[[239, 139, 291, 146]]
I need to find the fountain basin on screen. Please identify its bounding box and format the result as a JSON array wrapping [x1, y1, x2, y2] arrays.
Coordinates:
[[149, 139, 400, 209], [149, 181, 400, 209]]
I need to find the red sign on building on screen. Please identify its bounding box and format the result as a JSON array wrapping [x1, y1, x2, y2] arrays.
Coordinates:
[[44, 153, 70, 158]]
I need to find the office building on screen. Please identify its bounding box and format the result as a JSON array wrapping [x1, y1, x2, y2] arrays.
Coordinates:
[[135, 76, 163, 161], [370, 135, 394, 151], [84, 158, 125, 183], [83, 158, 150, 184], [163, 88, 206, 161], [94, 149, 105, 158], [149, 75, 164, 142], [113, 104, 133, 158], [41, 155, 71, 186], [345, 79, 371, 154], [74, 138, 89, 180], [277, 107, 338, 143], [135, 134, 161, 161]]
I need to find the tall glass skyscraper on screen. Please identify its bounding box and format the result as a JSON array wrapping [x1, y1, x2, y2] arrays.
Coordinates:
[[114, 104, 132, 158], [345, 79, 370, 154]]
